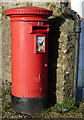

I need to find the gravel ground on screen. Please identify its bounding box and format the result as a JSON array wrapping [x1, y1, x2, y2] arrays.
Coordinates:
[[1, 80, 83, 119]]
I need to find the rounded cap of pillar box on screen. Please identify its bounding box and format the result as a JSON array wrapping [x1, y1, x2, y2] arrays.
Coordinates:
[[5, 6, 53, 18]]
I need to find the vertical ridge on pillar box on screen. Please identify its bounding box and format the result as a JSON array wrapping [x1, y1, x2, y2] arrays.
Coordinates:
[[5, 6, 53, 114]]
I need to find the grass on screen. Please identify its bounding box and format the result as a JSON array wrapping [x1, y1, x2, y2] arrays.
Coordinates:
[[55, 96, 77, 113], [12, 111, 19, 116], [2, 102, 9, 110], [42, 108, 51, 115], [2, 89, 11, 95], [2, 80, 83, 118]]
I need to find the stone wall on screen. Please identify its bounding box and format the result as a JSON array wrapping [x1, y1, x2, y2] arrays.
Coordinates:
[[56, 19, 75, 103], [1, 2, 75, 103], [47, 17, 75, 104]]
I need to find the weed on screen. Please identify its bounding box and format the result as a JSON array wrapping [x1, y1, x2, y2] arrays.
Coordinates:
[[1, 6, 4, 9], [2, 89, 11, 95], [56, 7, 67, 19], [43, 108, 51, 115], [2, 12, 5, 17], [46, 2, 51, 7], [2, 85, 11, 96], [2, 102, 9, 110], [0, 11, 8, 19], [30, 3, 33, 6], [57, 8, 62, 14], [12, 111, 19, 116], [55, 96, 77, 113], [16, 3, 20, 7], [5, 15, 7, 19], [2, 105, 7, 110], [50, 4, 56, 8]]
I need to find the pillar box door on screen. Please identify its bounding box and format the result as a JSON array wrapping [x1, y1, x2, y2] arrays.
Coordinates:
[[5, 6, 52, 114]]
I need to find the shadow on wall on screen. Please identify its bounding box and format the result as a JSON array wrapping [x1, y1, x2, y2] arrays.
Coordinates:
[[48, 16, 65, 106]]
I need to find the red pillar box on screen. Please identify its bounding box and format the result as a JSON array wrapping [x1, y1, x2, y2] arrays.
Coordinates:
[[5, 6, 52, 114]]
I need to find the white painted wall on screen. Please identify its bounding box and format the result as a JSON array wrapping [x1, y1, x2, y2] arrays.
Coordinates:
[[71, 0, 82, 17]]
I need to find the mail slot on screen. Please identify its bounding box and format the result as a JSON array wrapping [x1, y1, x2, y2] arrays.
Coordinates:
[[5, 6, 52, 114]]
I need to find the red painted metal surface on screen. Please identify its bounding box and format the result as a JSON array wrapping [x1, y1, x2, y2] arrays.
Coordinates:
[[5, 6, 52, 17], [5, 6, 52, 98]]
